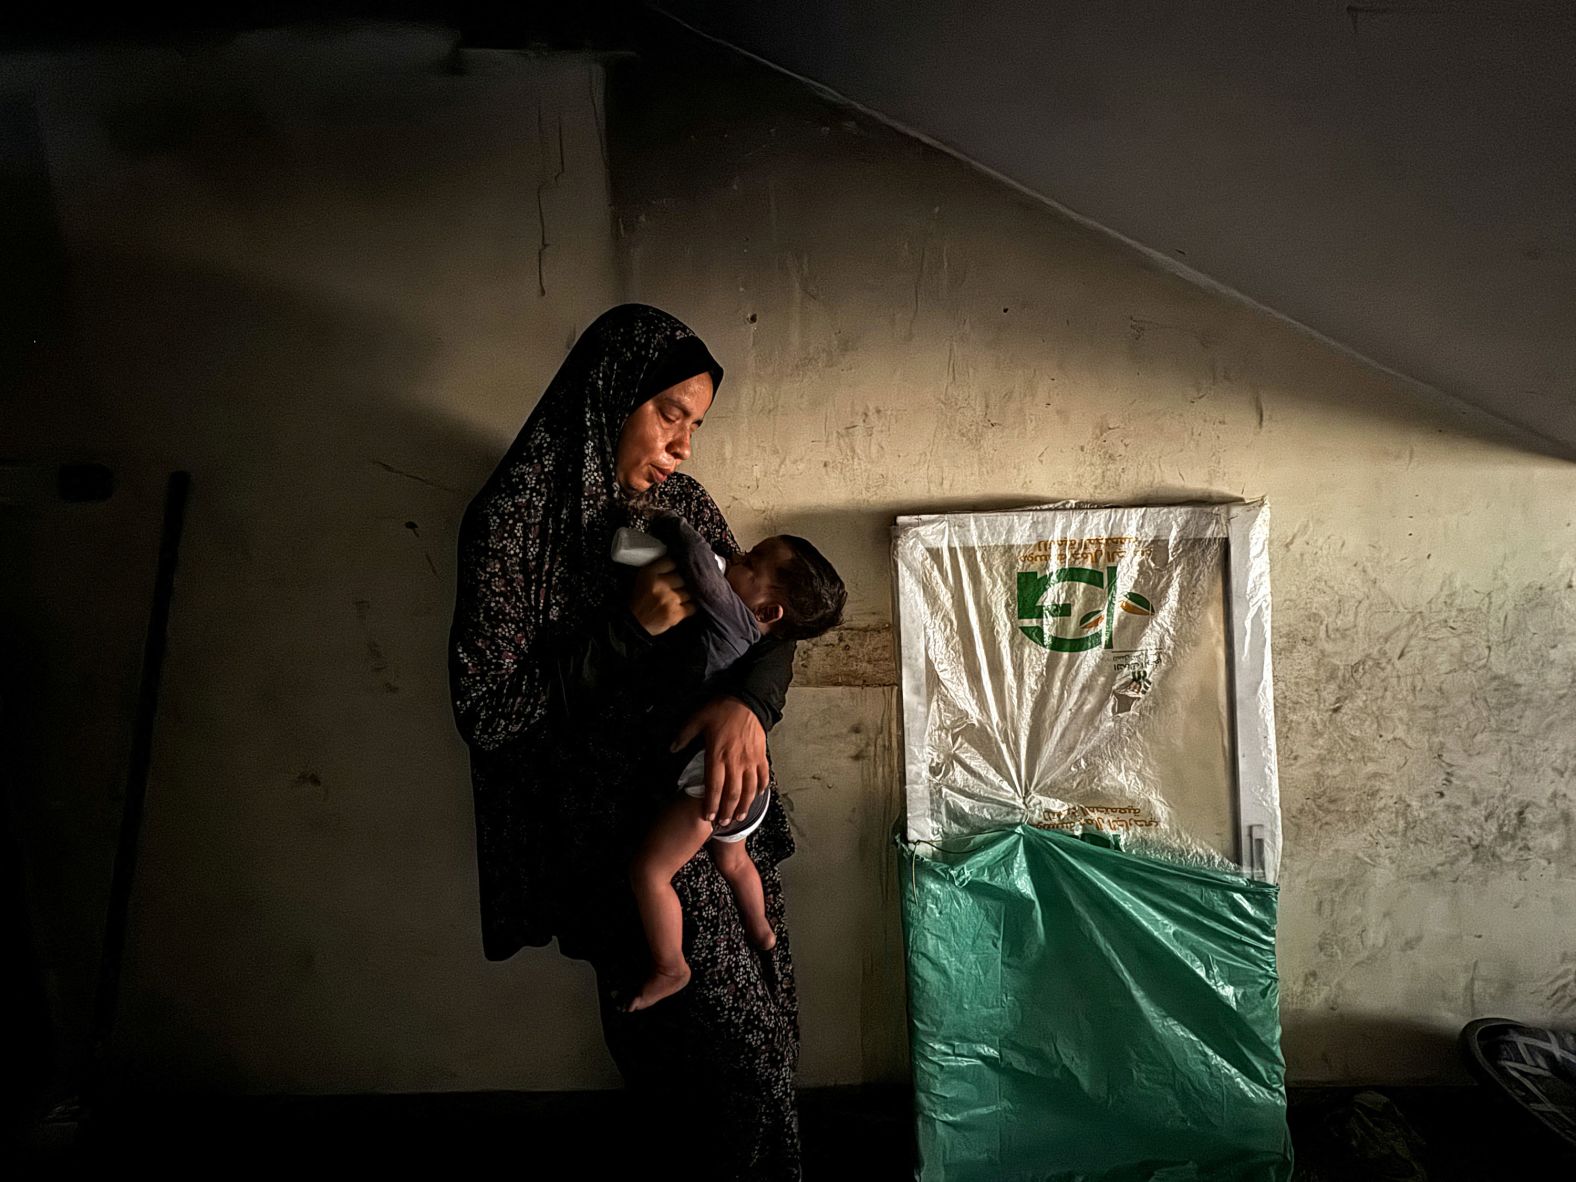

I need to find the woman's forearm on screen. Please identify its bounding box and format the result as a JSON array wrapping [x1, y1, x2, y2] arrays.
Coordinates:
[[672, 639, 796, 824], [671, 696, 769, 824], [718, 637, 797, 734]]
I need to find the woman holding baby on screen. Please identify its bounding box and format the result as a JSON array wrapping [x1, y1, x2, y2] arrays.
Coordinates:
[[449, 304, 803, 1179]]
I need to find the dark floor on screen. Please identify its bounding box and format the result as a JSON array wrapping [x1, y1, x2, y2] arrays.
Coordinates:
[[7, 1083, 1575, 1178], [1285, 1086, 1575, 1180]]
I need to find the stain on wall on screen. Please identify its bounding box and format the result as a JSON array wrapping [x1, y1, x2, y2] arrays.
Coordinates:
[[792, 623, 895, 688]]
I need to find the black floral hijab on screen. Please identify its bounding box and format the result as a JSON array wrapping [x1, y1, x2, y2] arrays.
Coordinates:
[[450, 304, 723, 756]]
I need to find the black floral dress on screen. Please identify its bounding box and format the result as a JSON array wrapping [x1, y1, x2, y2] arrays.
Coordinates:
[[449, 305, 801, 1179]]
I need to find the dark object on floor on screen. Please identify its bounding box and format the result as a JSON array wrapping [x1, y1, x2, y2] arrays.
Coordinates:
[[1460, 1017, 1576, 1150], [1286, 1086, 1576, 1181], [1294, 1090, 1428, 1181]]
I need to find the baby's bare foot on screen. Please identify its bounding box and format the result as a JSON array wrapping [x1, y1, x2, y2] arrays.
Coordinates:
[[746, 918, 777, 952], [625, 964, 691, 1012]]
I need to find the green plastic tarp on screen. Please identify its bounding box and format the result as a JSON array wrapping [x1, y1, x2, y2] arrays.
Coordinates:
[[899, 825, 1293, 1181]]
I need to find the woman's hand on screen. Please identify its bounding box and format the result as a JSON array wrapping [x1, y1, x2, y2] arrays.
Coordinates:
[[671, 697, 768, 824], [628, 556, 694, 636]]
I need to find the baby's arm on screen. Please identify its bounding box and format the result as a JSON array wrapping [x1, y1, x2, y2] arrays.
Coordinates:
[[714, 637, 796, 734], [648, 513, 760, 683], [647, 513, 755, 637]]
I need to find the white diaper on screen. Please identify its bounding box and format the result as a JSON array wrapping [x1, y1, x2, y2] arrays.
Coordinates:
[[677, 750, 771, 844]]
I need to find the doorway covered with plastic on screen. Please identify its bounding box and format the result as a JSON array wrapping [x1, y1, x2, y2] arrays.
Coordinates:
[[893, 502, 1292, 1180]]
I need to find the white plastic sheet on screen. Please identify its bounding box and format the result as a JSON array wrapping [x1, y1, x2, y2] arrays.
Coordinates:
[[893, 502, 1281, 880]]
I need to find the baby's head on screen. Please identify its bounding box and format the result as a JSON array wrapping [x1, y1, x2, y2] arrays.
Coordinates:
[[726, 535, 846, 640]]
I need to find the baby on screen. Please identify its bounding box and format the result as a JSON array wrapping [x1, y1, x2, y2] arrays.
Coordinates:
[[617, 512, 845, 1012]]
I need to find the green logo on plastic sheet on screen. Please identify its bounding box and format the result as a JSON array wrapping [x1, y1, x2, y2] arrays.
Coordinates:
[[1016, 565, 1154, 652]]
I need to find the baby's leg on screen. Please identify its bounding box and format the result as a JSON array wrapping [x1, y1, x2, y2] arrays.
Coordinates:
[[709, 838, 777, 952], [626, 794, 715, 1012]]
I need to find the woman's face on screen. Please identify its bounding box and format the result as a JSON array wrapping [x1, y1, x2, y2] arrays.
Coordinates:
[[615, 372, 715, 493]]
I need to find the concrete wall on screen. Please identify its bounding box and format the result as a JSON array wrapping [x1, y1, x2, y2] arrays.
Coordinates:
[[4, 20, 1572, 1096], [659, 0, 1576, 451], [610, 43, 1576, 1083], [5, 26, 628, 1093]]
